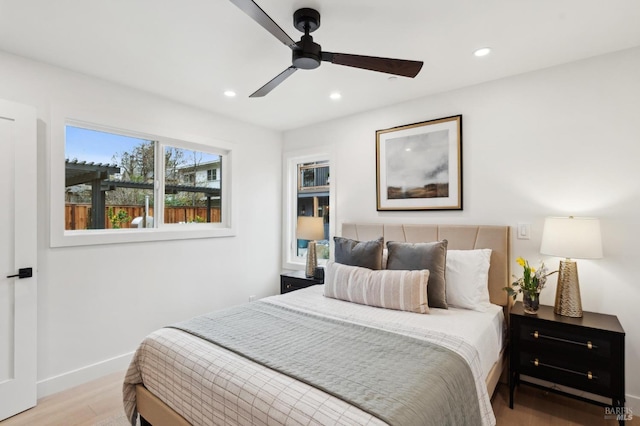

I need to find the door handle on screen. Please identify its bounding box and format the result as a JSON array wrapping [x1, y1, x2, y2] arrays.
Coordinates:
[[6, 267, 33, 279]]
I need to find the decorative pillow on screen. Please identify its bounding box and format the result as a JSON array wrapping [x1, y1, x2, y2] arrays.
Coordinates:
[[333, 236, 384, 270], [386, 240, 448, 309], [324, 261, 430, 314], [445, 249, 492, 311]]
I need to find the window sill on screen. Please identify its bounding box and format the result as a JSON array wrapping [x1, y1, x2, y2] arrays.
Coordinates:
[[51, 225, 236, 248]]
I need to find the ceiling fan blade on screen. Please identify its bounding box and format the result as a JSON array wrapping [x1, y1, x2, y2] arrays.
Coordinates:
[[229, 0, 297, 49], [250, 66, 298, 97], [321, 52, 423, 78]]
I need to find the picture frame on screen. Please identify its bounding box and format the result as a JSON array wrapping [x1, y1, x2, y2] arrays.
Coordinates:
[[376, 115, 462, 211]]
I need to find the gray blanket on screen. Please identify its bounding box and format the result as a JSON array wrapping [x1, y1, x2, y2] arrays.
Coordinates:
[[169, 301, 481, 426]]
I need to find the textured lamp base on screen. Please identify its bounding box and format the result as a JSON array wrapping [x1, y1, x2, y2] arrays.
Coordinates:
[[554, 260, 583, 317], [305, 240, 318, 278]]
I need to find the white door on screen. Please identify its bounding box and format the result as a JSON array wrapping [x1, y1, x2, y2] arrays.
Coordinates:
[[0, 99, 37, 420]]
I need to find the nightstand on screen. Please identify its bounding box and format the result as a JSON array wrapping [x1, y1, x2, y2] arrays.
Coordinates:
[[509, 302, 626, 424], [280, 270, 323, 294]]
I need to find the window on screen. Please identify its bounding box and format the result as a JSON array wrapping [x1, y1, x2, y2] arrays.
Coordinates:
[[163, 146, 221, 224], [52, 119, 234, 247], [64, 126, 155, 230], [296, 161, 329, 259], [283, 151, 333, 270], [183, 173, 195, 184]]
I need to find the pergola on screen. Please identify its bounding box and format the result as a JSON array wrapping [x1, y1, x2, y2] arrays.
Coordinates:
[[65, 160, 221, 228]]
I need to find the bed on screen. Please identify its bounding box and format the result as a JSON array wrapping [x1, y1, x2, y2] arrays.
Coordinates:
[[124, 223, 511, 426]]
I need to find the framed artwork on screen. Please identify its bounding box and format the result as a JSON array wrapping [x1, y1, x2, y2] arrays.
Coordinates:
[[376, 115, 462, 211]]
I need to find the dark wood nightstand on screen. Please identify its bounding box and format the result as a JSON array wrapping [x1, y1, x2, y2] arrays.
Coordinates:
[[509, 302, 626, 424], [280, 270, 323, 294]]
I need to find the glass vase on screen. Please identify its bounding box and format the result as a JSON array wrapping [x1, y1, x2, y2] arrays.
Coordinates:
[[523, 292, 540, 314]]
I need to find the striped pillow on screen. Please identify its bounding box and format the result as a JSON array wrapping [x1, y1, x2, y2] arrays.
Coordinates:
[[324, 261, 430, 314]]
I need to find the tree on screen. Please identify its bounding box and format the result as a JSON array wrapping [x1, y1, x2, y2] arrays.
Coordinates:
[[108, 143, 208, 208]]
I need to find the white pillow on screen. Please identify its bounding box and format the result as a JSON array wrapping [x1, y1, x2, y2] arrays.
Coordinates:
[[445, 249, 492, 311]]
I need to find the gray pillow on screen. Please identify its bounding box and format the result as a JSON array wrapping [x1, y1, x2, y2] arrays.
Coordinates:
[[333, 236, 384, 270], [386, 240, 449, 309]]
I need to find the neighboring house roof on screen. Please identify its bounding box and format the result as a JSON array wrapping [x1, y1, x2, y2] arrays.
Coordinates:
[[176, 159, 221, 173]]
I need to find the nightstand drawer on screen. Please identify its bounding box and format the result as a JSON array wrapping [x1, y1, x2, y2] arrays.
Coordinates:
[[520, 323, 611, 358], [282, 279, 315, 293], [280, 270, 323, 294], [520, 351, 611, 394]]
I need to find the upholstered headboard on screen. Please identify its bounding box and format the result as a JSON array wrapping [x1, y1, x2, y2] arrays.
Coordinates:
[[341, 223, 511, 308]]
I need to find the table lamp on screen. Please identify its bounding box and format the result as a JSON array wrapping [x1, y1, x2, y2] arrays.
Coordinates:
[[296, 216, 325, 277], [540, 216, 603, 317]]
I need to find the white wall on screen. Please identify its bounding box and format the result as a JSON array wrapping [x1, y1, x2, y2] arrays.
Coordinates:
[[0, 51, 283, 396], [284, 47, 640, 409]]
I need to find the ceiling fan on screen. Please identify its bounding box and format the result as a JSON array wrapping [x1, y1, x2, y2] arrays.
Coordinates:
[[229, 0, 424, 97]]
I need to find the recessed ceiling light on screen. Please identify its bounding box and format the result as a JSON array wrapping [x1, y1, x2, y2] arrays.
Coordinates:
[[224, 90, 237, 97], [473, 47, 491, 57], [329, 92, 341, 100]]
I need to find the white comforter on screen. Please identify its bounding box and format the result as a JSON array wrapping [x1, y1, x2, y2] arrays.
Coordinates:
[[124, 285, 503, 425], [272, 285, 505, 382]]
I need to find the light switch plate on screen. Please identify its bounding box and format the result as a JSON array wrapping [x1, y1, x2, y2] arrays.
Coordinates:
[[517, 223, 531, 240]]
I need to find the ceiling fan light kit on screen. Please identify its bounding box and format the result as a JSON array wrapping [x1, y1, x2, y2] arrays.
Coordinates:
[[229, 0, 424, 97]]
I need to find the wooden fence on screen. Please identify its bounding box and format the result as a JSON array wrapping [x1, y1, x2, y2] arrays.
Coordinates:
[[65, 204, 221, 230]]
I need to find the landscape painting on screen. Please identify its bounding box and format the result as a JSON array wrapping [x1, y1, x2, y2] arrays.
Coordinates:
[[376, 115, 462, 211]]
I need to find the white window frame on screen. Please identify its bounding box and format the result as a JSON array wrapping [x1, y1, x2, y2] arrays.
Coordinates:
[[282, 149, 334, 270], [183, 172, 196, 184], [50, 108, 236, 247]]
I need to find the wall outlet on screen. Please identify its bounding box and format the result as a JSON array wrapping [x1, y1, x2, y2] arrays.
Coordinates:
[[248, 295, 256, 302], [517, 223, 531, 240]]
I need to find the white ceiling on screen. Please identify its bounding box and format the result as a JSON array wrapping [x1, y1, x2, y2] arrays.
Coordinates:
[[1, 0, 639, 131]]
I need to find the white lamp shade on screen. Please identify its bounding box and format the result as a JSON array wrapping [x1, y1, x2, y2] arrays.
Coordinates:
[[296, 216, 324, 241], [540, 217, 603, 259]]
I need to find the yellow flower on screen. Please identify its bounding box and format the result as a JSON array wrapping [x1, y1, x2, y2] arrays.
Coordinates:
[[504, 256, 558, 301]]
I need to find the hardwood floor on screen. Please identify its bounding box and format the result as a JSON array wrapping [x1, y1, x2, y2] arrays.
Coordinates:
[[1, 372, 637, 425], [492, 383, 637, 425], [0, 372, 131, 426]]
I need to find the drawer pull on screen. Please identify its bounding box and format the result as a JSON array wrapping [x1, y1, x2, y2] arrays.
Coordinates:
[[531, 358, 598, 380], [530, 331, 598, 349]]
